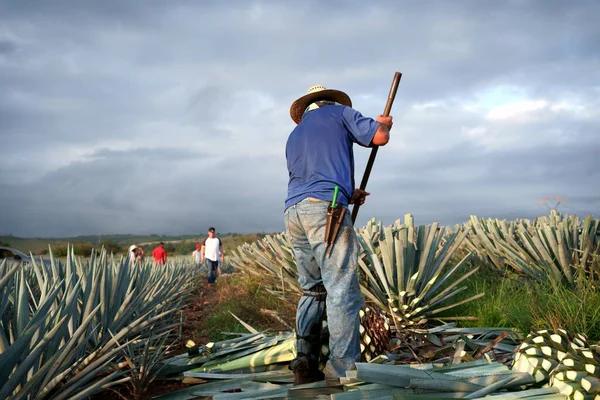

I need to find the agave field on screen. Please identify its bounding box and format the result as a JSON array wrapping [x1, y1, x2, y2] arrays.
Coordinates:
[[0, 248, 197, 399], [230, 211, 600, 327], [1, 210, 600, 399], [225, 210, 600, 398]]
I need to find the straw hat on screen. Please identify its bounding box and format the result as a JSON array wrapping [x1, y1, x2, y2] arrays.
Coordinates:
[[289, 85, 352, 124]]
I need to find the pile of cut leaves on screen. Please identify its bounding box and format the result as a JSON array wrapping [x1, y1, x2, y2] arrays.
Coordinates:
[[149, 316, 567, 399]]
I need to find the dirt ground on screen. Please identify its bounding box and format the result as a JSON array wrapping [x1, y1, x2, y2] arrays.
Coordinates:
[[175, 282, 215, 351], [178, 273, 296, 344]]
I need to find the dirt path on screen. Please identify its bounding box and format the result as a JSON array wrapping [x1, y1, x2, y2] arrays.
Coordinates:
[[177, 280, 219, 350], [178, 273, 297, 347]]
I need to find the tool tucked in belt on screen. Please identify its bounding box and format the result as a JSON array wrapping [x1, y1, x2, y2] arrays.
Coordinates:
[[324, 186, 346, 258]]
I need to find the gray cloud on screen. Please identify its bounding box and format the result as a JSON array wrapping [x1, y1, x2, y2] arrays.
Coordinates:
[[0, 40, 16, 55], [0, 0, 598, 237]]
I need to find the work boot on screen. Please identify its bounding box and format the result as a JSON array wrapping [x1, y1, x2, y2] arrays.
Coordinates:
[[325, 377, 341, 386], [289, 354, 325, 385]]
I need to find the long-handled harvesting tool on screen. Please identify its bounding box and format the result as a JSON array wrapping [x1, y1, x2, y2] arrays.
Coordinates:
[[350, 71, 402, 225]]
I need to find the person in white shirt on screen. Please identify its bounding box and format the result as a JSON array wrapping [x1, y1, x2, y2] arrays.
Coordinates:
[[200, 227, 224, 284], [128, 245, 137, 264], [192, 244, 202, 271]]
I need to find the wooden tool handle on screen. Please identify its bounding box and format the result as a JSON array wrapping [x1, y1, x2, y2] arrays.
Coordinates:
[[351, 72, 402, 225]]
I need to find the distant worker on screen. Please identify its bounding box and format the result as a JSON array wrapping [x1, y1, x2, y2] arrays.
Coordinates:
[[152, 242, 167, 265], [134, 246, 144, 262], [128, 245, 138, 264], [200, 227, 224, 284], [192, 243, 203, 271]]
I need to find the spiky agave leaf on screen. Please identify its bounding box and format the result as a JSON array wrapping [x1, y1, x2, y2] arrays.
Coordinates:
[[355, 214, 482, 328], [229, 233, 302, 298], [464, 211, 600, 284]]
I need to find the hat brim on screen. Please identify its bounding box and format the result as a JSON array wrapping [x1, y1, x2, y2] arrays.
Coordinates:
[[289, 89, 352, 124]]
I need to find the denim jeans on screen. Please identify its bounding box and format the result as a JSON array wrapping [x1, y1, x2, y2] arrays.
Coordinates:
[[284, 197, 365, 379], [206, 260, 219, 283]]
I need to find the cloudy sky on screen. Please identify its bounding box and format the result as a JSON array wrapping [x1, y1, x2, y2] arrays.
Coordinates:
[[1, 0, 598, 237]]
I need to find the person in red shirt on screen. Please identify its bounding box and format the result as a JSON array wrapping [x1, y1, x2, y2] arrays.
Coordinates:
[[152, 242, 167, 265]]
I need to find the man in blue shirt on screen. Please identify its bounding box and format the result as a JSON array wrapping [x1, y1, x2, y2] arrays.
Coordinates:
[[285, 84, 392, 385]]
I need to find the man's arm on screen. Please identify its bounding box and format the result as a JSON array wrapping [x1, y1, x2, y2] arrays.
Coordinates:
[[372, 115, 392, 146], [200, 245, 205, 263], [219, 245, 224, 262], [342, 107, 392, 148]]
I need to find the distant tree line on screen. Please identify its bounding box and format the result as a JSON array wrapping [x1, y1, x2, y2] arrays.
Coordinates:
[[40, 240, 205, 258], [32, 233, 273, 258], [41, 240, 123, 257]]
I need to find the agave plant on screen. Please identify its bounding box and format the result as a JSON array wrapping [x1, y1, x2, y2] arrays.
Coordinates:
[[230, 215, 483, 330], [228, 233, 302, 301], [0, 245, 196, 400], [464, 211, 600, 285], [118, 327, 179, 400], [356, 214, 482, 328]]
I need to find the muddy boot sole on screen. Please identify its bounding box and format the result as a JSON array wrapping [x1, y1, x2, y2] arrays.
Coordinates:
[[290, 354, 325, 386]]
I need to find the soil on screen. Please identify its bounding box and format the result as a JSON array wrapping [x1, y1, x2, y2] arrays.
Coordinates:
[[177, 275, 296, 347], [175, 282, 215, 352]]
